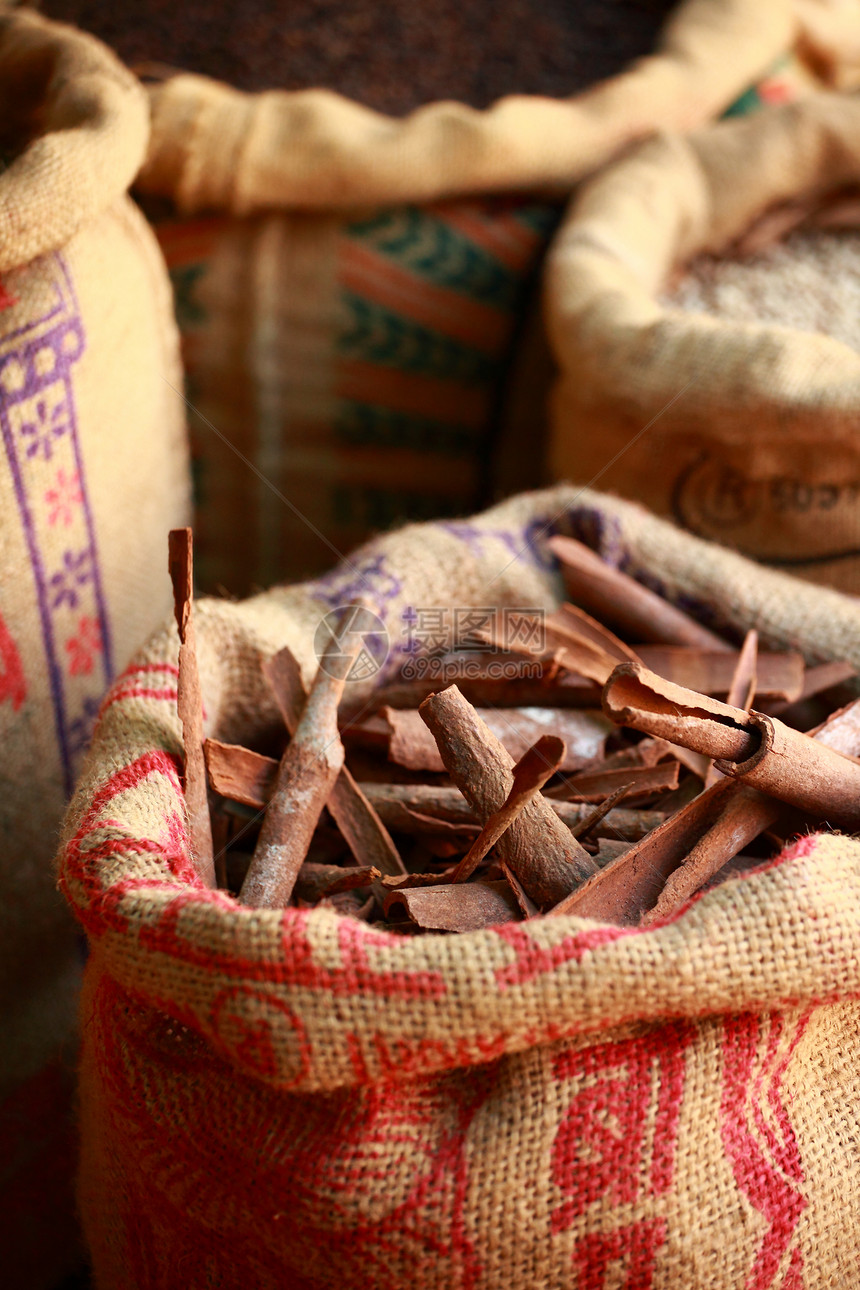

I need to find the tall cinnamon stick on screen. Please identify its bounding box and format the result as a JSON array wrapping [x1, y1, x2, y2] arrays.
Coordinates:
[[240, 624, 360, 908], [419, 685, 597, 907], [168, 528, 215, 889], [264, 645, 405, 877]]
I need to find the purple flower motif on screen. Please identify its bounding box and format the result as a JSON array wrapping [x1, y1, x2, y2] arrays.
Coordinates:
[[67, 696, 101, 759], [18, 393, 70, 461], [49, 546, 94, 610]]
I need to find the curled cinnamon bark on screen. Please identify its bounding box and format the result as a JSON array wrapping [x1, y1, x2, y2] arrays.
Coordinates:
[[419, 685, 597, 907], [604, 662, 860, 829], [448, 735, 566, 883], [384, 880, 521, 932]]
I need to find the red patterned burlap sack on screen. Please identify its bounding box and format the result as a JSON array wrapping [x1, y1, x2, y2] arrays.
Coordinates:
[[62, 486, 860, 1288], [0, 10, 190, 1285]]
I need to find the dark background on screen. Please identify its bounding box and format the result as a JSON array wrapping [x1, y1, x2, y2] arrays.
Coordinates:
[[41, 0, 677, 109]]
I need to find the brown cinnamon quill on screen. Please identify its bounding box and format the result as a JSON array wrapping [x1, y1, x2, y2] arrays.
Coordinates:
[[419, 685, 598, 907], [240, 620, 361, 908]]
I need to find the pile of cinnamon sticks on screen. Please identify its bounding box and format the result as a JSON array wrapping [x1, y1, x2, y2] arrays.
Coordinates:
[[169, 528, 860, 931]]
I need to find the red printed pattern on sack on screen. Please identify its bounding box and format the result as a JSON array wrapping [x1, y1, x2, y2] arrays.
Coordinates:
[[720, 1011, 809, 1290], [551, 1022, 694, 1286]]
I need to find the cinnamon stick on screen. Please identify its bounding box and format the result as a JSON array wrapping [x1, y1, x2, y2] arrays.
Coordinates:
[[240, 624, 359, 908], [604, 662, 860, 828], [548, 534, 730, 650], [419, 685, 597, 907], [264, 645, 405, 877], [448, 735, 566, 883], [550, 778, 756, 924], [635, 643, 800, 703], [168, 528, 215, 889], [294, 863, 381, 903]]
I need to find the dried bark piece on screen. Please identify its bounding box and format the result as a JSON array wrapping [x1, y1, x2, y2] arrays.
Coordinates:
[[548, 603, 639, 666], [384, 879, 521, 931], [205, 738, 275, 808], [765, 659, 858, 721], [550, 779, 757, 924], [346, 705, 610, 774], [605, 662, 860, 828], [568, 781, 636, 840], [168, 528, 215, 889], [294, 863, 381, 903], [548, 534, 730, 650], [546, 762, 679, 804], [264, 645, 405, 877], [240, 624, 360, 909], [449, 735, 566, 883], [477, 609, 618, 685], [419, 685, 597, 907]]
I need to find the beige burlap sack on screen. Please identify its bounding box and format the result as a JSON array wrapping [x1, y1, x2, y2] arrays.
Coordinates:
[[547, 91, 860, 596], [136, 0, 827, 595], [135, 0, 818, 212], [63, 484, 860, 1288], [0, 10, 190, 1286]]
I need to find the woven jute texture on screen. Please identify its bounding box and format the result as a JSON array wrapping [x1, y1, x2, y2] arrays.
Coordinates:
[[0, 10, 190, 1286], [547, 90, 860, 595], [62, 485, 860, 1289]]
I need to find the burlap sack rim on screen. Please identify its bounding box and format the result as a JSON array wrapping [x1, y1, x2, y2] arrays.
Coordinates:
[[546, 91, 860, 422], [135, 0, 798, 212], [58, 486, 860, 1091], [0, 8, 148, 270]]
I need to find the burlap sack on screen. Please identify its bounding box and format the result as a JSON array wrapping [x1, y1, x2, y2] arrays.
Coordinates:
[[547, 91, 860, 596], [154, 198, 558, 593], [63, 484, 860, 1288], [0, 10, 190, 1285], [137, 0, 826, 596], [135, 0, 817, 212]]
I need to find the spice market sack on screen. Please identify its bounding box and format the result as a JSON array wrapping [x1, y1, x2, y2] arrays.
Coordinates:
[[0, 9, 189, 1286], [547, 91, 860, 596], [64, 484, 860, 1288], [134, 0, 831, 595]]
